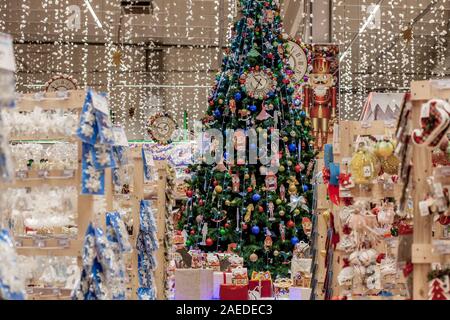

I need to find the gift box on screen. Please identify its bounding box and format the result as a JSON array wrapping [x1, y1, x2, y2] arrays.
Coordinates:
[[175, 268, 213, 300], [232, 266, 248, 285], [289, 287, 312, 300], [219, 284, 248, 300], [293, 271, 312, 287], [273, 278, 292, 300], [248, 279, 273, 298], [213, 272, 232, 299]]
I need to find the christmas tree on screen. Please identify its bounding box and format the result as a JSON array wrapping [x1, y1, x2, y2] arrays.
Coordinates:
[[179, 0, 316, 277]]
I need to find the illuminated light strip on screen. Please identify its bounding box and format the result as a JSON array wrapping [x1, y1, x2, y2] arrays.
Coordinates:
[[84, 0, 103, 29], [340, 0, 383, 62]]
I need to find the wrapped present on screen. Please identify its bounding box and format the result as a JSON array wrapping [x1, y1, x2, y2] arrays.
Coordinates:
[[220, 284, 249, 300], [175, 269, 213, 300], [289, 286, 312, 300], [293, 271, 312, 287], [228, 254, 244, 268], [189, 250, 205, 269], [213, 271, 232, 299], [291, 257, 312, 275], [273, 278, 292, 300], [249, 271, 272, 297], [232, 267, 248, 285], [207, 253, 220, 271]]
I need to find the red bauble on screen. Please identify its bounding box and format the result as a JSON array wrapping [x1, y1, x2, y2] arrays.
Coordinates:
[[185, 168, 191, 174], [224, 223, 230, 228], [376, 253, 386, 264], [206, 238, 214, 246], [190, 230, 196, 235], [294, 164, 301, 173], [267, 53, 274, 59], [213, 180, 219, 186], [198, 199, 204, 206], [247, 186, 253, 193], [258, 206, 264, 213], [186, 190, 193, 198], [242, 223, 248, 230], [439, 215, 450, 225], [286, 220, 295, 228]]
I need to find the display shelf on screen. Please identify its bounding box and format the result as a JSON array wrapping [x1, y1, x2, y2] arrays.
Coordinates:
[[1, 169, 77, 189], [15, 90, 86, 111], [26, 287, 72, 300]]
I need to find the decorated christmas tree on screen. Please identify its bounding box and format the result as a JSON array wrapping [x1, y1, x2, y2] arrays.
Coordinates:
[[179, 0, 316, 277]]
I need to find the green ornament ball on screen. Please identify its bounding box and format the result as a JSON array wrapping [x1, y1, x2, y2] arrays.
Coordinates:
[[220, 228, 226, 236]]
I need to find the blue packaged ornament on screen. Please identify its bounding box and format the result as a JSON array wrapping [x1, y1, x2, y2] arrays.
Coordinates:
[[251, 225, 260, 235], [81, 142, 105, 195]]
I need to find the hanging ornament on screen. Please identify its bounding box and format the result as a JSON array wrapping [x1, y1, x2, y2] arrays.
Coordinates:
[[232, 174, 240, 193], [195, 215, 204, 224], [256, 104, 272, 121], [265, 174, 277, 191], [264, 229, 273, 250], [215, 185, 223, 193], [302, 217, 312, 237], [251, 173, 257, 187], [291, 236, 300, 246], [206, 238, 214, 246], [249, 253, 259, 262], [268, 202, 275, 221], [279, 221, 286, 241], [286, 220, 295, 229], [200, 223, 208, 245], [280, 184, 286, 200], [229, 99, 236, 114], [273, 250, 279, 257], [279, 210, 285, 217], [244, 204, 254, 222], [252, 193, 261, 202], [186, 189, 193, 198], [288, 195, 309, 213], [251, 225, 260, 235]]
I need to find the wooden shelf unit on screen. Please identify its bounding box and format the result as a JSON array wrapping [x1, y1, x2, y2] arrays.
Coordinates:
[[1, 90, 114, 299]]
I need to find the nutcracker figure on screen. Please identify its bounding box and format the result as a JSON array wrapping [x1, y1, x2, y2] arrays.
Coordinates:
[[304, 55, 338, 150]]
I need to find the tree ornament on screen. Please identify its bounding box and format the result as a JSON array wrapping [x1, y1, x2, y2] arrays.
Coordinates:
[[279, 221, 286, 241], [224, 223, 230, 228], [252, 193, 261, 202], [215, 185, 223, 193], [273, 250, 279, 257], [268, 202, 275, 221], [242, 223, 248, 230], [225, 200, 231, 206], [251, 225, 260, 234], [280, 184, 286, 200], [196, 215, 204, 224], [234, 92, 242, 101], [244, 204, 254, 222], [258, 205, 264, 213], [190, 229, 196, 235], [220, 228, 226, 236], [279, 165, 285, 172], [247, 186, 253, 193], [287, 220, 295, 228], [206, 238, 214, 246], [289, 143, 297, 152], [186, 240, 192, 246], [249, 104, 257, 112], [375, 140, 395, 158], [295, 164, 302, 173], [244, 173, 250, 180], [265, 174, 277, 191], [186, 190, 193, 198], [291, 236, 300, 245], [198, 199, 204, 206], [249, 253, 258, 262], [279, 210, 285, 217], [275, 198, 282, 205]]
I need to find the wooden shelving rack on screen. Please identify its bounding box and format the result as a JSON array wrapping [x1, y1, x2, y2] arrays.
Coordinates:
[[410, 80, 450, 300], [1, 90, 114, 299], [126, 145, 168, 300], [326, 120, 407, 299]]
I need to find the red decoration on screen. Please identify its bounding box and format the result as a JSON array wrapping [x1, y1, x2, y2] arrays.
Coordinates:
[[198, 199, 204, 206], [190, 230, 196, 235], [242, 223, 248, 230], [213, 180, 219, 186], [224, 223, 230, 228], [186, 190, 193, 198], [220, 284, 249, 300], [258, 206, 264, 213], [294, 164, 302, 173], [429, 278, 449, 300], [248, 280, 272, 297], [438, 215, 450, 225], [184, 168, 190, 174], [376, 253, 386, 264], [286, 220, 295, 229], [342, 224, 352, 235], [206, 238, 214, 246], [247, 186, 253, 193], [402, 262, 413, 277]]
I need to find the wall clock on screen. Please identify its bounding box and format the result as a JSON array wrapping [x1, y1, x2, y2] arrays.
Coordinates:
[[285, 40, 308, 83], [244, 70, 276, 99], [147, 112, 177, 145], [44, 74, 79, 92]]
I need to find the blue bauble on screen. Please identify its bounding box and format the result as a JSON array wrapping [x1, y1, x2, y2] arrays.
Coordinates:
[[291, 236, 299, 245], [249, 104, 257, 112], [252, 193, 261, 202], [288, 143, 297, 152], [234, 92, 242, 101], [251, 225, 260, 235], [294, 99, 301, 106], [299, 110, 306, 118], [214, 109, 221, 117], [303, 185, 309, 192], [268, 91, 275, 98]]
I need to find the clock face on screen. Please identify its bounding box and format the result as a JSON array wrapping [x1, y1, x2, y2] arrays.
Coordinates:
[[45, 75, 78, 92], [147, 114, 177, 144], [245, 71, 275, 99], [286, 41, 308, 83]]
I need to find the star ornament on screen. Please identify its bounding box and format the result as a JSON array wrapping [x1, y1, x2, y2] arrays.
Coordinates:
[[113, 50, 122, 67]]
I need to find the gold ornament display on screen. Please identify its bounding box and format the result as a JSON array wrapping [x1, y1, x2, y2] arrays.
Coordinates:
[[374, 140, 395, 159], [380, 154, 400, 175], [350, 144, 380, 184]]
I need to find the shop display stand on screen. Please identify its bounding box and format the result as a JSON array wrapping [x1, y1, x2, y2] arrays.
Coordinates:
[[127, 145, 168, 300], [410, 81, 450, 300], [329, 120, 407, 299], [2, 90, 113, 299]]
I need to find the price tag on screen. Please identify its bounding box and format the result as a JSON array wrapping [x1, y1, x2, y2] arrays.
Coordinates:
[[113, 126, 129, 146], [58, 238, 70, 248], [15, 240, 23, 247], [16, 170, 28, 179], [0, 33, 15, 72], [419, 200, 430, 217], [434, 182, 444, 198], [34, 239, 46, 248], [91, 91, 109, 114], [421, 103, 430, 118], [363, 166, 372, 177], [38, 170, 49, 178], [63, 169, 75, 178]]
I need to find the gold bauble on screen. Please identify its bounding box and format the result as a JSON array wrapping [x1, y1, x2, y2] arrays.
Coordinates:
[[283, 136, 289, 142], [273, 250, 279, 257], [225, 200, 231, 206], [376, 141, 394, 158], [215, 185, 223, 193], [279, 165, 285, 172], [288, 184, 297, 194], [322, 210, 330, 224], [249, 253, 258, 262], [380, 154, 400, 175], [244, 173, 250, 179], [276, 199, 282, 205], [350, 147, 380, 184], [293, 209, 300, 215], [295, 120, 301, 126], [290, 131, 297, 137], [279, 210, 285, 216], [287, 160, 292, 166]]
